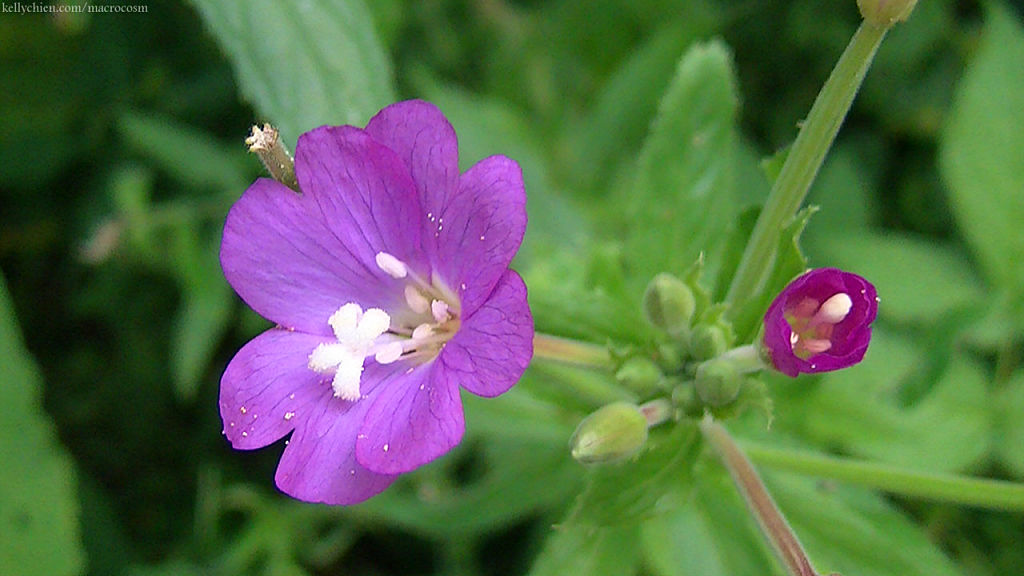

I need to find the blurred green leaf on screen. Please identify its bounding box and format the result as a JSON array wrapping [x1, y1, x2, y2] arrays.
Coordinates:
[[623, 40, 739, 294], [811, 231, 985, 325], [939, 2, 1024, 291], [801, 330, 991, 473], [119, 111, 250, 193], [527, 524, 640, 576], [641, 459, 776, 576], [993, 369, 1024, 478], [569, 10, 719, 192], [568, 421, 700, 527], [0, 273, 85, 576], [357, 440, 580, 538], [190, 0, 395, 147], [770, 472, 963, 576], [728, 207, 815, 342], [169, 226, 234, 401]]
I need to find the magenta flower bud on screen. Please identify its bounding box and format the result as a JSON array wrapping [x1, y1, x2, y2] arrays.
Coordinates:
[[762, 268, 878, 377]]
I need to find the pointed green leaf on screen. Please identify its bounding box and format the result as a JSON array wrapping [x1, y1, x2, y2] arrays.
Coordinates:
[[940, 2, 1024, 290], [624, 40, 739, 292], [568, 421, 701, 527], [0, 274, 85, 576], [528, 524, 641, 576], [190, 0, 395, 147]]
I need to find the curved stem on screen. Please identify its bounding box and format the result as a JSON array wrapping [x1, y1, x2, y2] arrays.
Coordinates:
[[700, 416, 826, 576], [744, 443, 1024, 512], [532, 333, 612, 370], [724, 21, 887, 309]]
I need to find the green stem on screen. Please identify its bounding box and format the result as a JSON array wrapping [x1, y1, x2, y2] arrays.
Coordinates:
[[533, 332, 612, 370], [744, 443, 1024, 511], [724, 21, 888, 309]]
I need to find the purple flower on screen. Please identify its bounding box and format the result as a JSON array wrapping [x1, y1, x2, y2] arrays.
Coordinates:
[[218, 100, 534, 505], [762, 268, 877, 378]]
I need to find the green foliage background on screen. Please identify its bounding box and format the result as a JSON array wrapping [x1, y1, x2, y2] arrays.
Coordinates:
[[1, 0, 1023, 575]]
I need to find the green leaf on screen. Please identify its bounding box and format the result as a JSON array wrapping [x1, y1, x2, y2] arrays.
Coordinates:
[[168, 226, 234, 401], [729, 207, 816, 342], [810, 231, 985, 324], [569, 10, 720, 192], [527, 524, 641, 576], [939, 2, 1024, 290], [993, 369, 1024, 478], [769, 472, 963, 576], [800, 330, 991, 473], [356, 439, 581, 538], [190, 0, 395, 147], [623, 40, 739, 293], [0, 273, 85, 576], [641, 460, 776, 576], [568, 421, 701, 527], [118, 111, 250, 193]]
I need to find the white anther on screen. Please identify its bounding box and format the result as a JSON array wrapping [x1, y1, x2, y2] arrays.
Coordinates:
[[375, 251, 408, 279], [816, 293, 853, 324], [412, 323, 434, 340], [405, 285, 431, 314], [431, 300, 451, 323], [801, 338, 833, 354]]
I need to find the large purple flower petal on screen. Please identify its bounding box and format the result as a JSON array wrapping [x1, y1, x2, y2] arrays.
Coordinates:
[[429, 155, 527, 315], [296, 125, 428, 278], [355, 361, 464, 475], [222, 179, 399, 335], [364, 100, 460, 222], [275, 393, 397, 505], [440, 270, 533, 398], [220, 328, 332, 449]]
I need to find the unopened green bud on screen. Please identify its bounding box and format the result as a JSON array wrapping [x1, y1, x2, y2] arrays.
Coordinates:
[[690, 324, 728, 361], [570, 402, 649, 465], [615, 356, 664, 395], [695, 360, 743, 407], [857, 0, 918, 28], [643, 273, 696, 334]]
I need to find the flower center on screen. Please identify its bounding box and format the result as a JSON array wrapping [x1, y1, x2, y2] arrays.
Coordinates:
[[307, 252, 461, 401], [784, 292, 852, 360]]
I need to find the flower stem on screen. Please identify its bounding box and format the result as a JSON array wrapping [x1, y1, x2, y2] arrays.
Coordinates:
[[700, 416, 828, 576], [533, 333, 612, 370], [724, 21, 888, 309], [743, 443, 1024, 512]]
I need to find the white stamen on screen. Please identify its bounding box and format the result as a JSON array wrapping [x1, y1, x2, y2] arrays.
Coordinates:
[[412, 323, 434, 340], [405, 285, 431, 314], [431, 300, 451, 323], [816, 293, 853, 324], [790, 332, 799, 346], [375, 251, 408, 279], [375, 342, 404, 364], [801, 338, 833, 354]]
